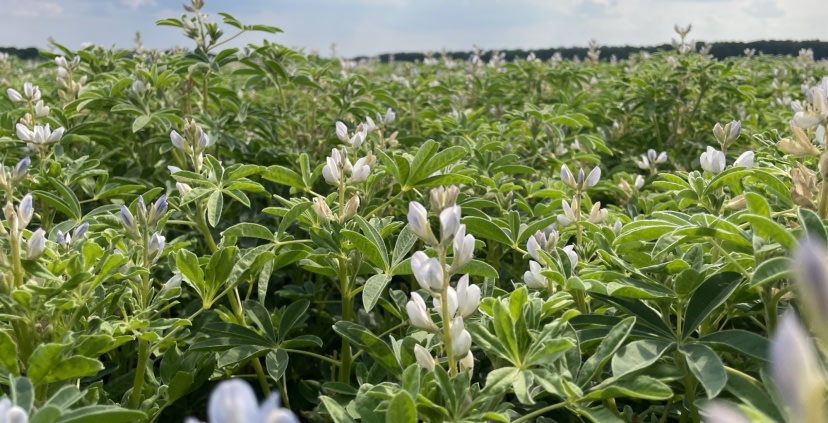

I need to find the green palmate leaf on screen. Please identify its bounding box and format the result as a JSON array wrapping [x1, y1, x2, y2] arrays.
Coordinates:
[[207, 190, 223, 227], [492, 301, 520, 363], [266, 349, 289, 382], [739, 214, 796, 249], [320, 396, 356, 423], [132, 115, 151, 132], [355, 216, 390, 270], [463, 216, 513, 246], [30, 406, 61, 423], [222, 222, 274, 241], [590, 294, 673, 338], [574, 405, 625, 423], [584, 375, 673, 401], [725, 367, 785, 422], [611, 339, 674, 378], [744, 192, 771, 217], [455, 259, 498, 279], [680, 343, 727, 399], [56, 406, 145, 423], [578, 317, 635, 386], [279, 300, 310, 340], [341, 230, 387, 269], [483, 367, 520, 396], [0, 331, 20, 375], [263, 165, 306, 190], [392, 225, 417, 266], [682, 272, 743, 339], [386, 391, 417, 423], [362, 274, 392, 313], [699, 329, 769, 361], [11, 376, 33, 412], [414, 173, 475, 188], [798, 207, 828, 243], [333, 321, 401, 376], [750, 256, 791, 287]]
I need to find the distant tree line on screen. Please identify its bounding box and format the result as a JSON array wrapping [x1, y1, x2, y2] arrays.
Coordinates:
[[365, 40, 828, 63], [0, 47, 40, 60], [2, 40, 827, 62]]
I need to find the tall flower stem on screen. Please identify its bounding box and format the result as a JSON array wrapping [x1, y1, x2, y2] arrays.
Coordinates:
[[438, 247, 457, 376], [337, 180, 354, 383]]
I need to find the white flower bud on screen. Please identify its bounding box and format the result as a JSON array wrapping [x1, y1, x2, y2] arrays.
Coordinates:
[[27, 228, 46, 259], [439, 205, 461, 243], [523, 260, 547, 289], [406, 292, 438, 331], [335, 121, 349, 142], [414, 344, 435, 371], [700, 146, 726, 174], [407, 202, 437, 245], [411, 251, 444, 293], [455, 274, 480, 317], [563, 245, 578, 269], [450, 317, 472, 359], [733, 150, 754, 168]]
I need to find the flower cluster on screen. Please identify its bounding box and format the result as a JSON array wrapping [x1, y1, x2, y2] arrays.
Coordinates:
[[170, 119, 212, 172], [522, 228, 577, 291], [55, 56, 86, 102], [184, 379, 299, 423], [790, 77, 828, 146], [699, 121, 753, 174], [405, 186, 479, 373], [635, 148, 668, 174], [120, 195, 168, 263]]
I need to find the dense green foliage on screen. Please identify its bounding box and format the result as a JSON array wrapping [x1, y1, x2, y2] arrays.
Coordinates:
[[1, 3, 827, 422]]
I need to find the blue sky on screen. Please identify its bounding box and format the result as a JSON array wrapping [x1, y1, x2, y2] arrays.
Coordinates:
[[0, 0, 821, 57]]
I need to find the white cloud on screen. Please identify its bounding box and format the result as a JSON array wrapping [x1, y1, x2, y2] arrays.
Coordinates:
[[121, 0, 158, 10], [1, 0, 63, 17]]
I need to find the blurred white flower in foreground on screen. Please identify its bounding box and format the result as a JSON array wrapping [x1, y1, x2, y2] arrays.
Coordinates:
[[185, 379, 298, 423]]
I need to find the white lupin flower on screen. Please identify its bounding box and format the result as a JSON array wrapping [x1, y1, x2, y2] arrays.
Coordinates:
[[563, 245, 578, 269], [335, 121, 348, 142], [451, 225, 475, 270], [407, 202, 437, 245], [322, 149, 343, 185], [560, 164, 576, 189], [636, 155, 650, 170], [527, 235, 541, 261], [585, 166, 601, 188], [634, 174, 645, 190], [523, 260, 547, 289], [656, 151, 668, 163], [17, 194, 33, 228], [23, 82, 41, 101], [702, 402, 751, 423], [406, 292, 438, 331], [439, 205, 461, 243], [176, 182, 192, 197], [4, 402, 28, 423], [557, 199, 577, 227], [163, 274, 183, 293], [411, 251, 444, 292], [203, 379, 299, 423], [33, 100, 49, 117], [450, 317, 472, 359], [699, 146, 726, 174], [455, 275, 480, 317], [381, 108, 395, 125], [414, 344, 435, 371], [793, 110, 823, 129], [7, 88, 23, 102], [433, 287, 458, 320], [27, 228, 46, 259], [587, 202, 608, 224], [770, 313, 825, 423], [348, 157, 370, 183], [733, 150, 754, 168], [364, 116, 377, 133]]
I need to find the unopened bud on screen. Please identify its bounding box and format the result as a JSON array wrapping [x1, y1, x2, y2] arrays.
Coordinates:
[[312, 196, 334, 223], [342, 195, 360, 221], [430, 186, 459, 213], [725, 195, 747, 210]]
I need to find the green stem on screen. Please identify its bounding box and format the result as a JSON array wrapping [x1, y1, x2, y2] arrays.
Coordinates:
[[282, 348, 340, 366], [338, 256, 353, 384], [439, 246, 457, 376], [512, 401, 568, 423], [227, 286, 271, 396], [194, 201, 218, 253], [129, 340, 151, 409], [676, 351, 700, 423], [761, 286, 778, 333]]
